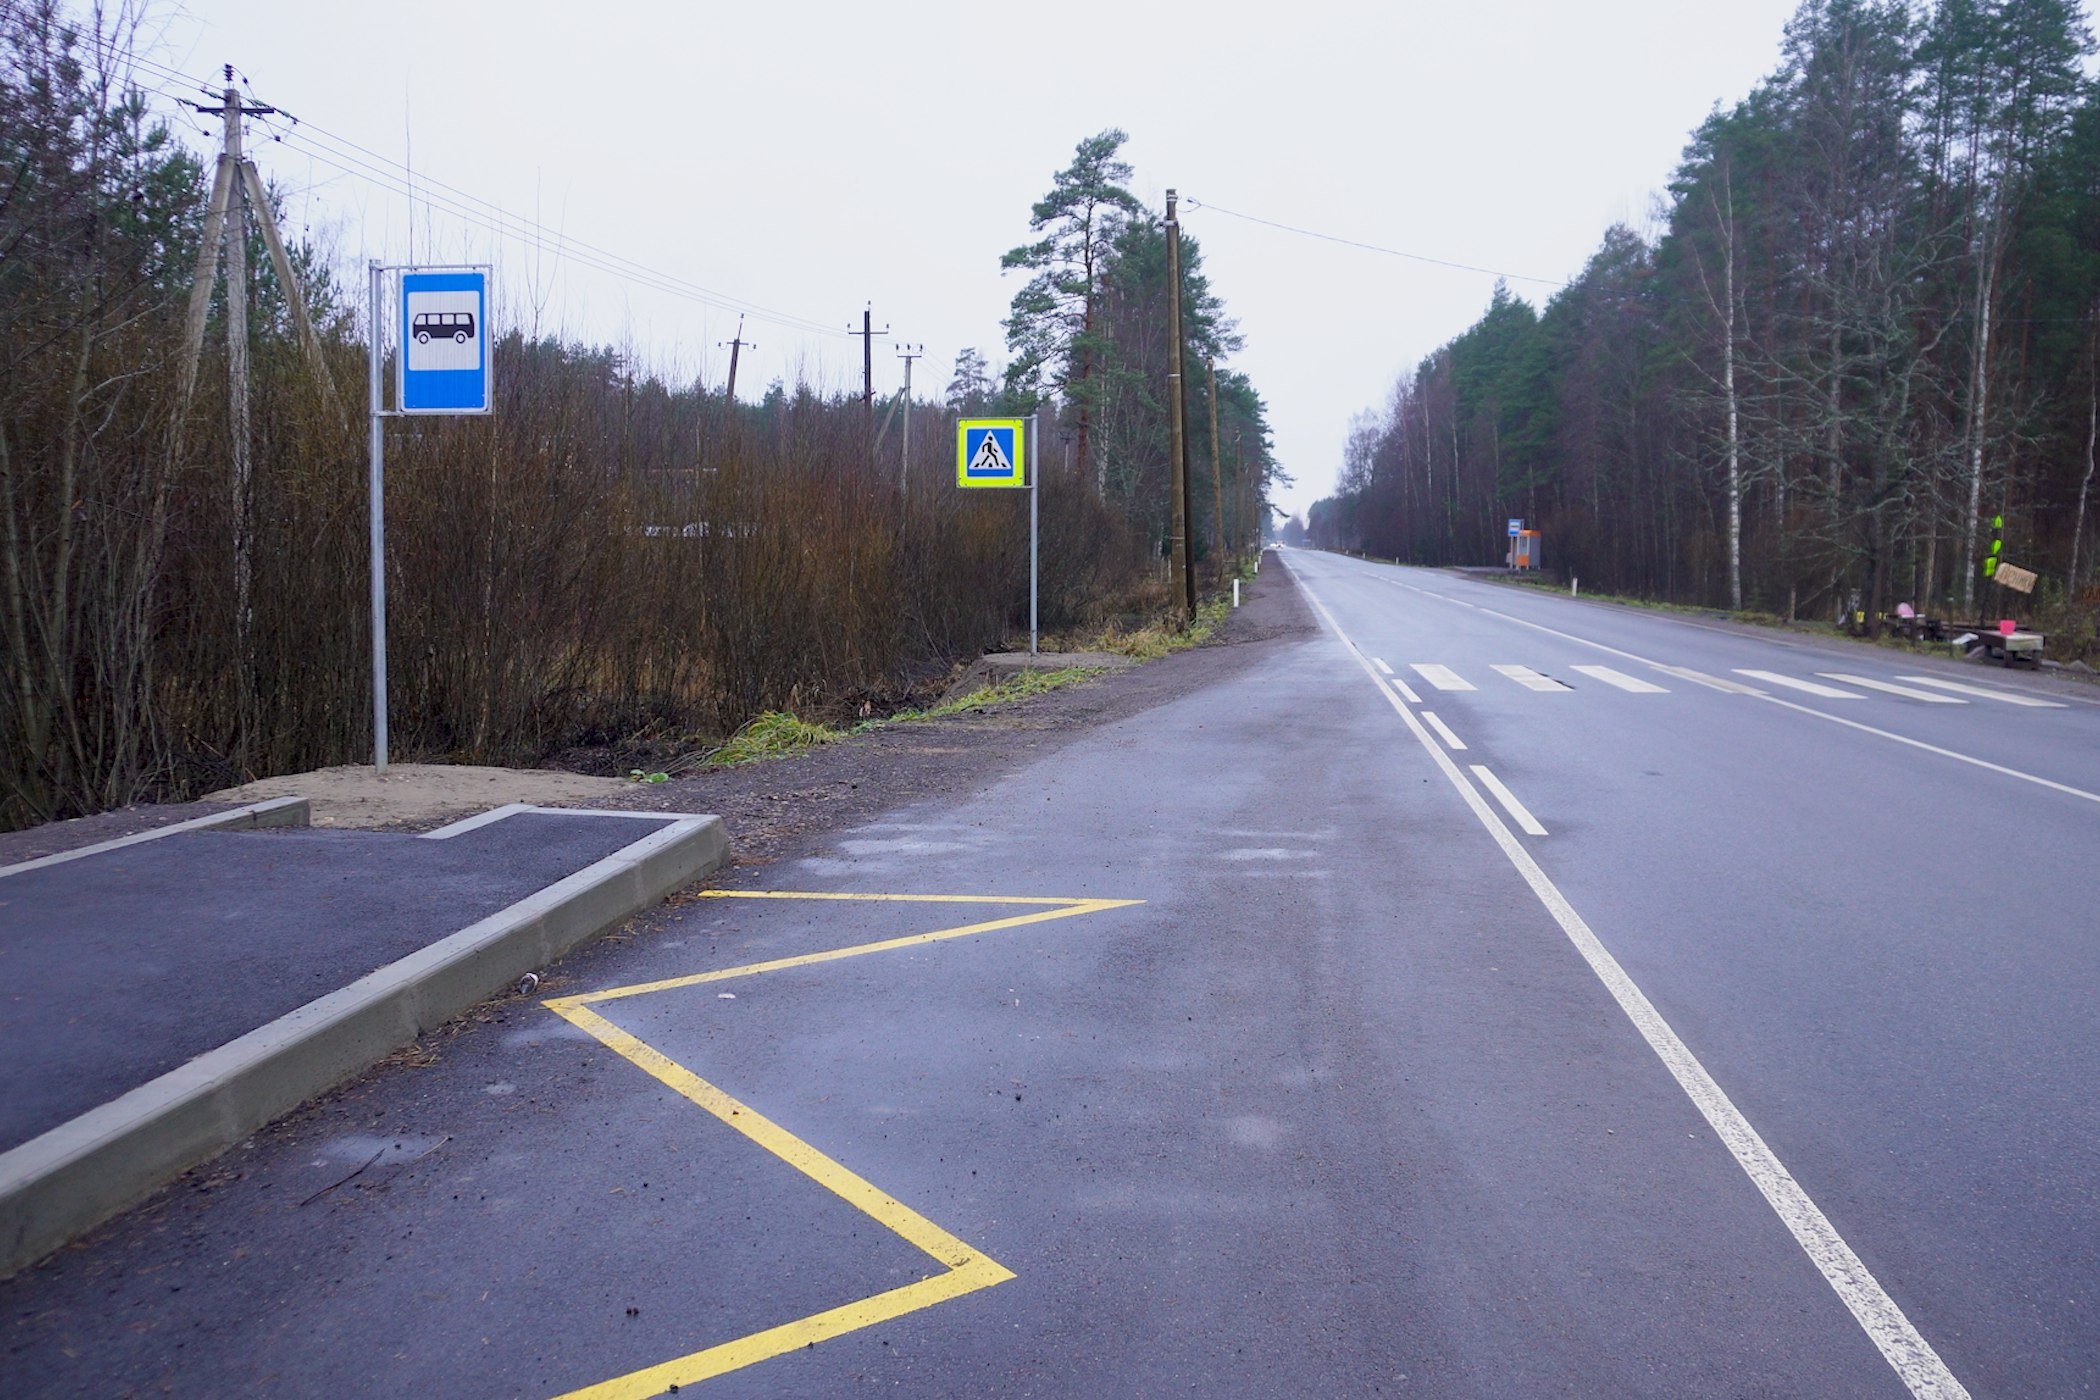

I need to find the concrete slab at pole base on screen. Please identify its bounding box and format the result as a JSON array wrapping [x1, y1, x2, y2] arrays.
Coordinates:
[[0, 810, 729, 1279]]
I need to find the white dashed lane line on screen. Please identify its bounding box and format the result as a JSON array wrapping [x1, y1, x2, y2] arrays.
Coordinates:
[[1420, 712, 1468, 751], [1470, 765, 1548, 835], [1288, 557, 1973, 1399]]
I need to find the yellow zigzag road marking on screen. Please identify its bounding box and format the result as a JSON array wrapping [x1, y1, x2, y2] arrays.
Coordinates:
[[543, 891, 1143, 1399]]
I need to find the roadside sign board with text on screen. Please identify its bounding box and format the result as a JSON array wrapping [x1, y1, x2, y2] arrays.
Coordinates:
[[957, 418, 1026, 488], [399, 268, 491, 414], [1508, 518, 1523, 536], [1994, 561, 2038, 594]]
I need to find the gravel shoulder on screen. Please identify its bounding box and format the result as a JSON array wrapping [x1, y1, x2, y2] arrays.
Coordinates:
[[580, 561, 1315, 866]]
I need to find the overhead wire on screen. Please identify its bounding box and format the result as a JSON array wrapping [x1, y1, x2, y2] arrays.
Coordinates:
[[121, 50, 847, 340], [1183, 196, 1567, 289], [278, 122, 845, 338]]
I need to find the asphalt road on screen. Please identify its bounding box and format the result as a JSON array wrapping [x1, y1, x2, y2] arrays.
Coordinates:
[[4, 552, 2094, 1397]]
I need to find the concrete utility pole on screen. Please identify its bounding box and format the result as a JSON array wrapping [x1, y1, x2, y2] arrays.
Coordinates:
[[719, 315, 756, 403], [895, 342, 923, 493], [848, 304, 889, 442], [1164, 190, 1196, 623]]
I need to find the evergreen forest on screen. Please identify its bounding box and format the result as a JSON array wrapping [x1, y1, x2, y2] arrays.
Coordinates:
[[1306, 0, 2100, 645]]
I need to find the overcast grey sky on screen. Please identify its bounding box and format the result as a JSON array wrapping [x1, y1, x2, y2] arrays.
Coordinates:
[[146, 0, 1812, 519]]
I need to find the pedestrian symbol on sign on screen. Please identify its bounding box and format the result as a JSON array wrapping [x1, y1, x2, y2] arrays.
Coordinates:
[[969, 432, 1012, 478]]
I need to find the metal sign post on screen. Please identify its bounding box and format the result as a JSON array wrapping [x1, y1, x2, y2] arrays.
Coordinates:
[[367, 262, 389, 772], [956, 416, 1035, 655], [1029, 413, 1039, 657], [367, 263, 492, 772]]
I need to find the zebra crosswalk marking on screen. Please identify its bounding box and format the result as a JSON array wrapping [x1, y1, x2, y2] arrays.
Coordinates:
[[1569, 665, 1669, 694], [1817, 674, 1964, 704], [1735, 670, 1865, 699], [1410, 664, 1475, 692], [1895, 676, 2066, 708], [1492, 665, 1572, 692]]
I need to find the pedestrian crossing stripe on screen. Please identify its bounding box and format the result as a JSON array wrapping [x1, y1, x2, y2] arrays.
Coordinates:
[[957, 418, 1026, 488], [1492, 664, 1571, 692], [1570, 664, 1668, 693], [1395, 663, 2063, 706]]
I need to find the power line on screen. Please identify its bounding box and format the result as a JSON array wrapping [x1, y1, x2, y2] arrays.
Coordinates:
[[281, 120, 845, 337], [268, 129, 845, 338], [124, 52, 846, 340], [1183, 196, 1567, 288]]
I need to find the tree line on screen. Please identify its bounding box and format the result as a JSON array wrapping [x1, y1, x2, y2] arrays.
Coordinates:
[[0, 2, 1277, 830], [1308, 0, 2098, 644]]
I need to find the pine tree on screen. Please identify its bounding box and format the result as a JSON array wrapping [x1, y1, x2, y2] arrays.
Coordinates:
[[1000, 130, 1143, 488]]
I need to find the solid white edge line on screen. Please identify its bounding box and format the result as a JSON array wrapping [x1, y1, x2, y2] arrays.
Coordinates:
[[1470, 765, 1548, 836], [1749, 693, 2100, 805], [1391, 678, 1422, 704], [1287, 555, 1968, 1400], [1420, 711, 1468, 751]]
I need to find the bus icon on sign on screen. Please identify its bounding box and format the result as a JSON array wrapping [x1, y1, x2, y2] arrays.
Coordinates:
[[413, 311, 476, 345]]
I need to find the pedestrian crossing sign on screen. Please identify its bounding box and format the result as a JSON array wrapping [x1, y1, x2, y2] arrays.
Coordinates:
[[957, 418, 1026, 488]]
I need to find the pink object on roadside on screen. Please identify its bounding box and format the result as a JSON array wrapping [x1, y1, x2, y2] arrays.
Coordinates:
[[1999, 619, 2017, 635]]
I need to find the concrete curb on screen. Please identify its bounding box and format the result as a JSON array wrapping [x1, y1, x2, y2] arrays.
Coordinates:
[[0, 795, 313, 878], [0, 809, 729, 1278]]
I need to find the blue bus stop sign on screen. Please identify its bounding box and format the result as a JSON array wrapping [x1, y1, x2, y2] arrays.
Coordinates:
[[398, 269, 490, 414]]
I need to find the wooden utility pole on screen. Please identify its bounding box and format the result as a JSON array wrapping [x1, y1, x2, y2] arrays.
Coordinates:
[[1232, 430, 1246, 555], [848, 304, 889, 443], [178, 69, 338, 763], [1164, 191, 1196, 622], [1206, 356, 1227, 583], [222, 83, 253, 692], [719, 315, 755, 403]]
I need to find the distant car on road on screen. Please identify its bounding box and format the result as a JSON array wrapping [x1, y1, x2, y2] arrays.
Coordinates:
[[413, 311, 475, 345]]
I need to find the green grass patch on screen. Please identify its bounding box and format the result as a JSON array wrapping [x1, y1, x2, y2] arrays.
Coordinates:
[[878, 665, 1104, 725], [695, 591, 1242, 772], [703, 710, 844, 768], [1093, 595, 1232, 660]]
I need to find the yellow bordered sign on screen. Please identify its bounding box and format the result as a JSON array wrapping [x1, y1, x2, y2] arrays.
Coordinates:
[[956, 418, 1026, 488]]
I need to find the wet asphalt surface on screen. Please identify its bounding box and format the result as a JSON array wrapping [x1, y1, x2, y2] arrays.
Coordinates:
[[4, 555, 2096, 1396], [0, 813, 674, 1151]]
